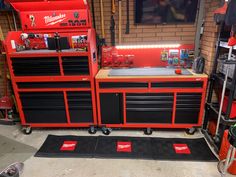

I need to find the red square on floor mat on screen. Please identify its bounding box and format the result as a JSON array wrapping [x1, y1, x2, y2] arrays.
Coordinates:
[[117, 141, 132, 152], [60, 141, 77, 151], [173, 144, 191, 154]]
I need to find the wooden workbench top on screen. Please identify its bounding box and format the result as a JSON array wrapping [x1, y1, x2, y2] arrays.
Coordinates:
[[96, 68, 208, 79]]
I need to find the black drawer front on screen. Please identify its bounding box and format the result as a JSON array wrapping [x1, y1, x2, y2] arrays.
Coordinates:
[[126, 93, 173, 109], [17, 81, 90, 89], [11, 57, 60, 76], [151, 82, 203, 88], [175, 93, 202, 124], [19, 92, 67, 123], [62, 56, 89, 75], [175, 109, 200, 124], [99, 82, 148, 89], [67, 92, 93, 123], [176, 93, 202, 108], [126, 110, 172, 123], [126, 93, 173, 123], [100, 93, 123, 124]]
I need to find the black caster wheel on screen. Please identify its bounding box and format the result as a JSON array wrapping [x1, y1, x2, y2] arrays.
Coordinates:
[[144, 128, 153, 135], [101, 127, 112, 135], [185, 128, 197, 135], [88, 126, 97, 134], [22, 127, 32, 135]]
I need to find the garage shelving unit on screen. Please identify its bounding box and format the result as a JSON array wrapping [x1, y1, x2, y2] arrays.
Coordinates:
[[203, 23, 236, 151]]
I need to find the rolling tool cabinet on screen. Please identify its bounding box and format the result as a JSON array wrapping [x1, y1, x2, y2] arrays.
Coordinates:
[[96, 69, 208, 135], [4, 0, 98, 134]]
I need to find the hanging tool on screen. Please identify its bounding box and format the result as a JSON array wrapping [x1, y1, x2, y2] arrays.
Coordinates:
[[0, 26, 4, 43], [91, 0, 96, 29], [110, 0, 116, 46], [118, 0, 122, 44], [7, 13, 13, 31], [12, 10, 18, 31], [125, 0, 130, 34], [100, 0, 106, 45]]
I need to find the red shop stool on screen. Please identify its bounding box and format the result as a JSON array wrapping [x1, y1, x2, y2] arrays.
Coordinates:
[[218, 125, 236, 176]]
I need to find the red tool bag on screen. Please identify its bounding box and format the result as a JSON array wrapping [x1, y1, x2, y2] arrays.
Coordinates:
[[219, 130, 236, 175], [222, 96, 236, 119]]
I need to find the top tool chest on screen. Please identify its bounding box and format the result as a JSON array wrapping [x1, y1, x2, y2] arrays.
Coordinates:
[[4, 0, 98, 134]]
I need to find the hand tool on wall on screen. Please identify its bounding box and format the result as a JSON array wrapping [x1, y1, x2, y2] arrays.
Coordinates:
[[110, 0, 116, 46], [7, 13, 13, 31], [91, 0, 96, 29], [118, 0, 122, 44], [100, 0, 106, 45], [0, 26, 4, 44], [125, 0, 130, 34], [12, 10, 18, 31]]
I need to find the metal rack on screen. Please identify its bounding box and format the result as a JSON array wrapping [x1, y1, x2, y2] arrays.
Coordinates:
[[203, 23, 236, 152]]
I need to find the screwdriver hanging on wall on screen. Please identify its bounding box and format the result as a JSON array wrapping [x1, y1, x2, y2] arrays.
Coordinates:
[[125, 0, 130, 34], [110, 0, 116, 46], [100, 0, 106, 45], [91, 0, 96, 29], [118, 0, 122, 44]]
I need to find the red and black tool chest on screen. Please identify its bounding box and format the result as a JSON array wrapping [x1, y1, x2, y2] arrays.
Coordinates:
[[4, 0, 98, 133], [95, 45, 208, 135], [96, 71, 208, 134]]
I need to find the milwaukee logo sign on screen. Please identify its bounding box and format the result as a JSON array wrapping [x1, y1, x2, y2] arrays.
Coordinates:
[[118, 145, 131, 149], [60, 141, 77, 151], [117, 141, 132, 152], [173, 144, 191, 154], [44, 14, 66, 26]]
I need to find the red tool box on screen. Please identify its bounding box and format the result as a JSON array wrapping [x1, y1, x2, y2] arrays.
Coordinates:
[[4, 0, 98, 134], [222, 96, 236, 119], [96, 45, 208, 135], [219, 130, 236, 175]]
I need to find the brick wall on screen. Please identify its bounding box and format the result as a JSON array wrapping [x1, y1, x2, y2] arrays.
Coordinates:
[[200, 0, 220, 75], [88, 0, 197, 45]]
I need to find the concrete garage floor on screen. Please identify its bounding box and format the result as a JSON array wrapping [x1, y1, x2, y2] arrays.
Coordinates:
[[0, 124, 234, 177]]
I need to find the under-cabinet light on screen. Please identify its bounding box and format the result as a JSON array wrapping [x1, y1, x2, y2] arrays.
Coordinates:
[[115, 44, 181, 49]]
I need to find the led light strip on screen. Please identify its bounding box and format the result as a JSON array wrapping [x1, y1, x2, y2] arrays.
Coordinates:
[[115, 44, 181, 49]]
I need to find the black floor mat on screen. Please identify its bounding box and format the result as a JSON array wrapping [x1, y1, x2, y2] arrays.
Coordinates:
[[35, 135, 97, 158], [35, 135, 217, 161], [151, 138, 217, 161], [94, 136, 153, 159]]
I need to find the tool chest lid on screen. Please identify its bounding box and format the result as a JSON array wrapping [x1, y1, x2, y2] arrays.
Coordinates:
[[5, 0, 91, 31], [6, 0, 89, 11]]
